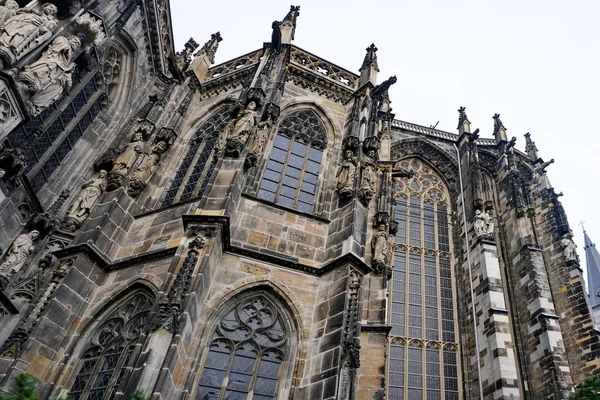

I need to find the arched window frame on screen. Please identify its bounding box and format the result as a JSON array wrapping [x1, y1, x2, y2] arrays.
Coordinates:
[[192, 289, 298, 400], [66, 287, 156, 400], [3, 39, 130, 192], [256, 108, 327, 214], [160, 104, 232, 207], [387, 158, 461, 400]]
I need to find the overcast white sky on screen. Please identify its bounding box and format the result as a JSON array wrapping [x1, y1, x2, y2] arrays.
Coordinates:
[[171, 0, 600, 284]]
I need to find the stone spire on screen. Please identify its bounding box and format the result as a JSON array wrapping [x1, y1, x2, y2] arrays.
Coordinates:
[[584, 229, 600, 327], [492, 113, 508, 143], [189, 32, 223, 82], [524, 132, 539, 161], [457, 106, 471, 134], [359, 43, 379, 86], [280, 5, 300, 44]]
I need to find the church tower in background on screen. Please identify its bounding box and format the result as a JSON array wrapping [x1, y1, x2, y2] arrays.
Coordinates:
[[0, 2, 598, 399]]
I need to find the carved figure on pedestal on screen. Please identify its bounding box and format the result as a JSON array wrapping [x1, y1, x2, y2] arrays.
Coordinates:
[[561, 236, 578, 262], [485, 210, 494, 236], [18, 35, 80, 116], [107, 132, 145, 191], [0, 1, 18, 28], [358, 150, 377, 205], [0, 230, 39, 280], [62, 170, 106, 232], [225, 100, 258, 158], [372, 223, 390, 279], [0, 3, 58, 66], [336, 149, 357, 201], [128, 140, 167, 196], [245, 116, 272, 169]]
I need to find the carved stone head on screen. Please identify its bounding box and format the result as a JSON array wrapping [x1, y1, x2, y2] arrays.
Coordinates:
[[68, 36, 82, 51], [30, 230, 40, 239], [4, 0, 18, 10], [98, 169, 107, 178], [41, 3, 58, 16], [153, 141, 167, 154], [246, 100, 257, 111]]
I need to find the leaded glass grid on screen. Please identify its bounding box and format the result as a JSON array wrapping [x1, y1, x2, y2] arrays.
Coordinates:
[[388, 158, 460, 399], [196, 292, 290, 400], [69, 291, 155, 400], [161, 106, 231, 207], [257, 109, 326, 213]]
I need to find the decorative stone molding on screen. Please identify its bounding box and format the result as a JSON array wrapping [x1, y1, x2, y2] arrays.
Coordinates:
[[0, 78, 25, 143], [70, 12, 106, 48]]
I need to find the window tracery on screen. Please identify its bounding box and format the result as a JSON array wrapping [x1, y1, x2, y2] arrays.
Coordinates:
[[161, 106, 231, 207], [69, 290, 155, 400], [388, 158, 460, 400], [4, 44, 123, 192], [196, 292, 291, 400], [257, 109, 326, 213]]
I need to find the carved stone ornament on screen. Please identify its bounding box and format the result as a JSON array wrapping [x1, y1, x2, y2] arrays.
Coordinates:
[[17, 35, 81, 116], [0, 230, 39, 280], [62, 170, 107, 232], [0, 144, 25, 181], [69, 12, 106, 48], [336, 149, 357, 201], [0, 3, 58, 67], [561, 236, 578, 263], [245, 115, 273, 169], [127, 140, 168, 197], [224, 100, 258, 158], [473, 209, 494, 238]]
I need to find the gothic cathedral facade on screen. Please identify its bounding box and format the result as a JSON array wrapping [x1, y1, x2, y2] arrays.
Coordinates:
[[0, 2, 597, 400]]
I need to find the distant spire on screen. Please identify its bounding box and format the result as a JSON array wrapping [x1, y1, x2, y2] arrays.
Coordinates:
[[524, 132, 539, 161], [189, 32, 223, 82], [280, 5, 300, 44], [584, 230, 600, 321], [359, 44, 379, 86], [493, 113, 508, 143], [457, 106, 471, 134]]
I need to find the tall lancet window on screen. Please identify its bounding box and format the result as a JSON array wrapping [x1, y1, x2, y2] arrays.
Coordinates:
[[162, 106, 232, 207], [68, 290, 155, 400], [195, 292, 293, 400], [4, 45, 125, 192], [388, 158, 460, 400], [257, 109, 326, 213]]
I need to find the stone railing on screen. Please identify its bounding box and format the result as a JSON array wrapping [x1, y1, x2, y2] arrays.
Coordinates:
[[290, 46, 359, 90], [206, 49, 263, 81]]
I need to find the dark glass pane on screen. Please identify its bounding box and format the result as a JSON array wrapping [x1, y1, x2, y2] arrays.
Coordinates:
[[54, 139, 72, 162], [83, 77, 97, 100], [308, 147, 322, 162], [279, 185, 296, 199], [270, 147, 287, 162], [46, 119, 64, 143], [30, 172, 46, 192], [305, 160, 320, 174], [266, 159, 284, 173], [32, 134, 51, 158], [277, 195, 294, 208], [288, 154, 304, 168], [260, 179, 279, 193], [72, 91, 88, 114], [291, 141, 307, 156], [296, 201, 313, 213], [273, 134, 291, 150], [60, 104, 77, 127], [257, 189, 275, 202]]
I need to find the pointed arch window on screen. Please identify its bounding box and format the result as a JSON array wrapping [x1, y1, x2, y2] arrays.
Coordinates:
[[388, 159, 460, 399], [161, 106, 232, 207], [257, 109, 326, 213], [68, 290, 155, 400], [4, 45, 124, 192], [196, 292, 293, 400]]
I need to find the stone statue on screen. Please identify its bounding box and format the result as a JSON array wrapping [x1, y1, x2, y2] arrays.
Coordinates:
[[358, 150, 377, 204], [67, 170, 107, 219], [561, 237, 578, 262], [18, 35, 81, 116], [271, 21, 282, 52], [485, 210, 494, 235], [372, 223, 388, 266], [0, 0, 18, 28], [0, 230, 39, 278], [224, 100, 258, 158], [0, 3, 58, 66], [336, 149, 357, 200], [474, 209, 487, 237], [251, 117, 272, 155], [112, 132, 145, 176], [128, 140, 167, 196]]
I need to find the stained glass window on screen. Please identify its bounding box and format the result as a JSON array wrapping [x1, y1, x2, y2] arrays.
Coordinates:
[[162, 107, 231, 207], [3, 45, 119, 193], [196, 292, 291, 400], [257, 109, 326, 213], [388, 158, 460, 398], [69, 290, 155, 400]]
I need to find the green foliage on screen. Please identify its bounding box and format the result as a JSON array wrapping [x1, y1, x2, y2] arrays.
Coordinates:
[[131, 390, 152, 400], [0, 374, 38, 400], [571, 376, 600, 400]]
